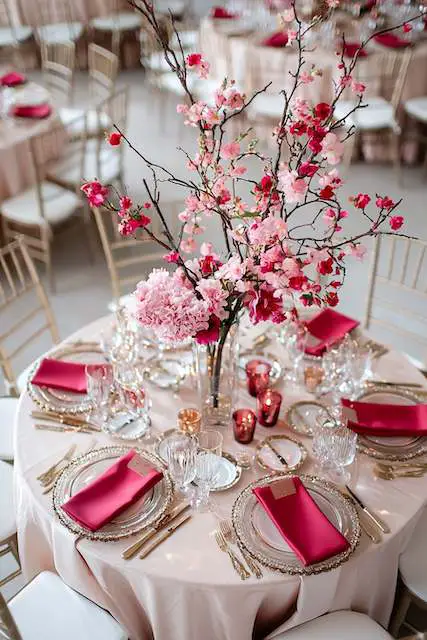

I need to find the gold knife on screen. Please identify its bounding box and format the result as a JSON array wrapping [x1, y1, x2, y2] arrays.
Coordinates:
[[346, 485, 390, 534], [35, 423, 96, 435], [122, 503, 190, 559], [32, 411, 100, 431], [139, 513, 191, 559], [265, 440, 288, 467]]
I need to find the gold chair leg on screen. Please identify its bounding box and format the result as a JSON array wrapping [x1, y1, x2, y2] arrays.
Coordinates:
[[0, 535, 22, 589], [392, 130, 402, 187], [389, 584, 412, 637]]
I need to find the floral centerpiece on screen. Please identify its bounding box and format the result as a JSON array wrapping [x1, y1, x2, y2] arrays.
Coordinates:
[[81, 0, 417, 426]]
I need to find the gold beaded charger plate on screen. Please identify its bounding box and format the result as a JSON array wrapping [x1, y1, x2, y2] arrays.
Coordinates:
[[155, 429, 242, 492], [355, 386, 427, 461], [256, 435, 308, 473], [231, 474, 360, 575], [27, 342, 105, 415], [53, 446, 173, 541], [286, 400, 331, 437]]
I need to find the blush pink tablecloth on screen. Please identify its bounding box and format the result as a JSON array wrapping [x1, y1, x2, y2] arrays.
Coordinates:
[[14, 314, 427, 640]]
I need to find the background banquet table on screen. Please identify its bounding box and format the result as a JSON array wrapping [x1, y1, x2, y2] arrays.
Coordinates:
[[199, 18, 427, 162], [0, 80, 62, 203], [14, 314, 427, 640]]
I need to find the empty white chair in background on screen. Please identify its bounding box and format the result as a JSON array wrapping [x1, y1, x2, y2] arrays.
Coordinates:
[[0, 459, 20, 590], [1, 571, 128, 639], [269, 611, 393, 640]]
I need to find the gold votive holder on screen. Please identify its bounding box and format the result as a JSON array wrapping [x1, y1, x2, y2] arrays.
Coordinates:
[[304, 365, 324, 393], [178, 408, 201, 435]]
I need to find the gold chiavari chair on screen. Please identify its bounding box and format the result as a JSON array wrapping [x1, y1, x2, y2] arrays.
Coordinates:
[[89, 0, 142, 60], [0, 572, 128, 639], [92, 205, 163, 309], [41, 40, 75, 108], [364, 234, 427, 372], [0, 460, 20, 592], [0, 0, 32, 68], [334, 48, 412, 178], [59, 44, 118, 139], [0, 236, 59, 397], [1, 116, 90, 292]]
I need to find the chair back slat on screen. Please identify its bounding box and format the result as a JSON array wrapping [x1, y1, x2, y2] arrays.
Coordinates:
[[364, 234, 427, 368], [41, 41, 75, 107], [0, 237, 59, 395], [88, 43, 119, 104]]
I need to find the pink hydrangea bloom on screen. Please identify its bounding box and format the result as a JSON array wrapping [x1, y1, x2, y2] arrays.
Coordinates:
[[134, 269, 210, 343], [196, 278, 228, 318]]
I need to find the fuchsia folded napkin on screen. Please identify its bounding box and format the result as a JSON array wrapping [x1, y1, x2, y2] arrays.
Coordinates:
[[211, 6, 238, 18], [31, 358, 88, 393], [304, 308, 359, 357], [253, 477, 350, 566], [11, 103, 52, 119], [62, 450, 163, 531], [374, 33, 411, 49], [342, 398, 427, 437], [262, 31, 288, 47], [343, 42, 368, 58], [0, 71, 27, 87]]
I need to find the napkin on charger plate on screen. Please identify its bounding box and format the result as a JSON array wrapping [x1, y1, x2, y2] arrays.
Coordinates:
[[0, 71, 27, 87], [211, 6, 238, 18], [304, 308, 359, 357], [342, 398, 427, 437], [253, 476, 350, 566], [261, 31, 288, 47], [31, 358, 89, 393], [374, 33, 411, 49], [11, 103, 52, 119], [62, 450, 163, 531]]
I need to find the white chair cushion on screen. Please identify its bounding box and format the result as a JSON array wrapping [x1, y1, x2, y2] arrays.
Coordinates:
[[0, 25, 32, 46], [272, 611, 392, 640], [404, 96, 427, 123], [171, 30, 198, 50], [248, 93, 285, 119], [9, 571, 127, 640], [49, 140, 120, 186], [334, 97, 398, 131], [91, 12, 142, 31], [36, 22, 83, 44], [0, 459, 16, 541], [155, 0, 187, 16], [0, 397, 18, 462], [2, 182, 81, 226], [59, 107, 112, 136], [399, 507, 427, 603], [145, 51, 173, 73]]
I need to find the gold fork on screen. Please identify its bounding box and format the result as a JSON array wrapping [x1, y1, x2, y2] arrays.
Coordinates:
[[219, 520, 262, 579], [42, 438, 98, 494], [214, 530, 250, 580], [37, 444, 77, 484]]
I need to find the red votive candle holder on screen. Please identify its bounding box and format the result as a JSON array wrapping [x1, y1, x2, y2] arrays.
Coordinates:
[[245, 359, 272, 397], [257, 389, 282, 427], [232, 409, 257, 444]]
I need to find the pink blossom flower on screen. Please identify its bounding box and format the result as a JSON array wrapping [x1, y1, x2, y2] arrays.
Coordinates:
[[340, 75, 352, 88], [200, 242, 214, 256], [352, 193, 371, 208], [215, 255, 245, 281], [163, 251, 180, 263], [195, 314, 221, 344], [230, 165, 247, 177], [300, 71, 315, 84], [135, 269, 210, 343], [81, 181, 108, 207], [351, 81, 366, 94], [286, 30, 298, 45], [180, 238, 196, 253], [118, 214, 151, 236], [278, 166, 308, 203], [390, 215, 404, 230], [318, 168, 343, 189], [224, 89, 245, 110], [119, 196, 132, 211], [347, 244, 367, 260], [197, 278, 228, 318], [299, 161, 318, 177], [186, 53, 210, 79], [108, 132, 122, 146], [320, 132, 344, 165], [323, 207, 336, 224], [220, 141, 240, 159], [247, 215, 287, 245], [403, 22, 412, 33], [246, 286, 285, 324], [176, 103, 188, 114], [325, 291, 339, 307], [314, 102, 332, 121], [376, 196, 395, 210]]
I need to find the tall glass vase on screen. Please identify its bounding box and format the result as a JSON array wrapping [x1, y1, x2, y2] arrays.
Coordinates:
[[194, 322, 239, 429]]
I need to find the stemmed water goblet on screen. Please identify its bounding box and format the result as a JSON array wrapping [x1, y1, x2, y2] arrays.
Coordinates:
[[192, 430, 223, 512], [164, 433, 197, 497], [113, 362, 152, 439], [85, 364, 113, 427], [285, 322, 308, 385], [313, 416, 358, 484]]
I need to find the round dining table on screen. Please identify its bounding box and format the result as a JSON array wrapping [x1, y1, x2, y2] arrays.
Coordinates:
[[14, 313, 427, 640]]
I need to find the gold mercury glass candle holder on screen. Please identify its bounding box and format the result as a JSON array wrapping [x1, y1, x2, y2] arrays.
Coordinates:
[[177, 408, 202, 435]]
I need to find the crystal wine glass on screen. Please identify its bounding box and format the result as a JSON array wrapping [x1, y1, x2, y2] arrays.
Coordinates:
[[313, 417, 357, 483], [85, 364, 113, 426], [164, 433, 197, 496], [113, 363, 152, 438]]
